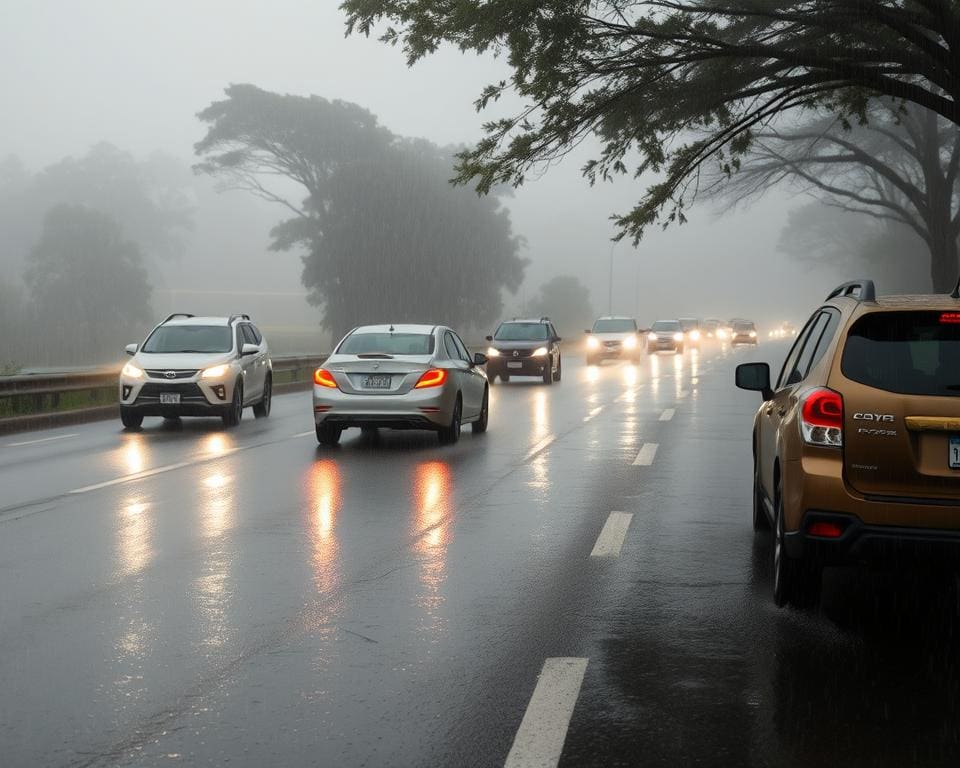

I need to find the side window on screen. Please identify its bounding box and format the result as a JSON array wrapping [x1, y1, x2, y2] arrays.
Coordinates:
[[452, 333, 471, 362], [443, 332, 460, 361], [241, 325, 258, 347], [776, 312, 821, 389], [249, 325, 263, 345], [787, 313, 831, 385], [804, 309, 841, 377]]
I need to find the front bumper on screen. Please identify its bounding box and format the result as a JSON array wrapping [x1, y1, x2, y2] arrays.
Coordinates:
[[119, 377, 232, 416], [731, 335, 757, 345], [313, 383, 455, 429], [487, 357, 550, 377]]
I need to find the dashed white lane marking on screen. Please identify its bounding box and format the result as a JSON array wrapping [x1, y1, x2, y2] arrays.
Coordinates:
[[583, 406, 603, 423], [590, 512, 633, 558], [6, 433, 78, 447], [505, 657, 589, 768], [659, 408, 675, 422], [70, 461, 195, 494], [291, 430, 315, 438], [632, 443, 659, 466], [525, 434, 556, 461]]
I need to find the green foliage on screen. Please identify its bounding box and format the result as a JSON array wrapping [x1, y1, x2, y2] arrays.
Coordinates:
[[524, 275, 594, 337], [195, 84, 527, 337], [342, 1, 960, 241]]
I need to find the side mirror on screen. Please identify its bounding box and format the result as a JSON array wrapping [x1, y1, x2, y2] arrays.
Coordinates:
[[584, 329, 592, 334], [736, 362, 773, 400], [125, 343, 138, 356], [485, 335, 494, 342], [474, 352, 489, 367], [554, 336, 562, 343], [241, 343, 259, 357]]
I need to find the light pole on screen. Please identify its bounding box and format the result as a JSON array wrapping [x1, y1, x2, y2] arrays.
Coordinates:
[[608, 240, 617, 315]]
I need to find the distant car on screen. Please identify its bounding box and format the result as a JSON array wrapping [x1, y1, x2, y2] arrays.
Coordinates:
[[312, 324, 489, 446], [485, 317, 562, 384], [702, 318, 722, 339], [646, 319, 685, 354], [584, 316, 642, 365], [119, 313, 272, 429], [731, 320, 759, 345], [678, 317, 702, 348]]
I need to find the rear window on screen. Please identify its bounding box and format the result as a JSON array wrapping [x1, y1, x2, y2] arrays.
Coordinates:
[[142, 325, 233, 354], [338, 332, 434, 356], [842, 311, 960, 396], [494, 323, 549, 341], [593, 318, 637, 333]]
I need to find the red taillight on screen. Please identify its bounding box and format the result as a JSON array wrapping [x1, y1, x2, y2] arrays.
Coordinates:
[[807, 521, 844, 538], [314, 368, 338, 388], [940, 312, 960, 324], [414, 369, 448, 389], [800, 388, 843, 447]]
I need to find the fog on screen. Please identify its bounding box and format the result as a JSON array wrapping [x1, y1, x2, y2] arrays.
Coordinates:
[[0, 1, 866, 367]]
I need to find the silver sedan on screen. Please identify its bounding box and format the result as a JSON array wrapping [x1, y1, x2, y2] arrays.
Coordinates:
[[312, 324, 490, 446]]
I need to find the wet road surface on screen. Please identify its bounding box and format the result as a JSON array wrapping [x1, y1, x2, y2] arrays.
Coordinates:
[[2, 343, 960, 767]]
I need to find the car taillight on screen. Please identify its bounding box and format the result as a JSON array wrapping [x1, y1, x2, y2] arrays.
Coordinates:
[[414, 369, 448, 388], [807, 521, 844, 538], [940, 312, 960, 324], [801, 388, 843, 447], [314, 368, 339, 388]]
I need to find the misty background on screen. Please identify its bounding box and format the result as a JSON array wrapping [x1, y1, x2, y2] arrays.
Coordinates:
[[0, 1, 924, 369]]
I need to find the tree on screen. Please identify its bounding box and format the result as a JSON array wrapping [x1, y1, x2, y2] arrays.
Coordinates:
[[25, 205, 153, 364], [343, 1, 960, 241], [713, 101, 960, 291], [195, 84, 526, 337], [525, 275, 595, 337]]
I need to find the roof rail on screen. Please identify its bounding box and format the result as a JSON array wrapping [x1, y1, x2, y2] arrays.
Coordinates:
[[826, 279, 876, 303], [540, 316, 550, 322], [227, 314, 251, 325], [161, 313, 194, 323]]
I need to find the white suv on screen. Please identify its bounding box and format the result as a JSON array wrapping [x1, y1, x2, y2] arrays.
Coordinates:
[[119, 313, 273, 429]]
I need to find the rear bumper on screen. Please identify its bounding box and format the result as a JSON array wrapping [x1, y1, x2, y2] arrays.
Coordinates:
[[313, 384, 453, 428]]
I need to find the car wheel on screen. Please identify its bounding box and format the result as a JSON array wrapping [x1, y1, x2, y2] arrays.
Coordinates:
[[488, 372, 496, 385], [439, 395, 462, 444], [472, 387, 489, 434], [316, 423, 342, 446], [222, 380, 243, 428], [772, 482, 820, 608], [253, 375, 272, 418], [542, 358, 554, 385], [120, 407, 143, 430], [553, 355, 562, 382], [501, 373, 510, 383], [753, 456, 769, 531]]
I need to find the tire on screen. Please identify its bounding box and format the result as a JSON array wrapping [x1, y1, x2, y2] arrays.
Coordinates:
[[316, 423, 342, 446], [772, 483, 820, 608], [222, 380, 243, 428], [753, 457, 770, 531], [542, 358, 554, 385], [120, 407, 143, 429], [501, 374, 510, 383], [253, 375, 272, 419], [472, 387, 489, 434], [439, 396, 462, 444], [553, 355, 562, 382], [488, 372, 496, 386]]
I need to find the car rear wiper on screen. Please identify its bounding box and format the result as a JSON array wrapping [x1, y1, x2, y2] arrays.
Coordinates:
[[357, 353, 395, 359]]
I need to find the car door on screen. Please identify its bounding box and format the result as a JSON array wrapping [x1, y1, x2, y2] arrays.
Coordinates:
[[453, 331, 485, 417], [442, 331, 476, 418], [239, 324, 264, 402]]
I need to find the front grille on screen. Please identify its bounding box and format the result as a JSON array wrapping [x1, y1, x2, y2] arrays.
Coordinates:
[[145, 369, 199, 380], [136, 382, 207, 403], [603, 341, 621, 348], [504, 349, 534, 359]]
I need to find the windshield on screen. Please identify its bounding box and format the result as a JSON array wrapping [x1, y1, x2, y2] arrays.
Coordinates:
[[338, 332, 435, 356], [593, 319, 637, 333], [679, 318, 699, 330], [141, 325, 233, 354], [842, 311, 960, 396], [494, 323, 549, 341], [734, 322, 755, 331], [652, 320, 681, 332]]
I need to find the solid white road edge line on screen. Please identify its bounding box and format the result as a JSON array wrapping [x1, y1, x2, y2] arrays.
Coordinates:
[[633, 442, 659, 466], [6, 433, 79, 448], [525, 434, 556, 461], [504, 657, 589, 768], [291, 430, 316, 438], [659, 408, 675, 421], [70, 461, 196, 494], [583, 406, 603, 423], [590, 512, 633, 558]]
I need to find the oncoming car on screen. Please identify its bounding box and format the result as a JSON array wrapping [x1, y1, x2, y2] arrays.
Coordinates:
[[484, 318, 562, 384], [731, 320, 759, 345], [312, 324, 489, 446], [646, 320, 685, 354], [119, 313, 272, 429], [584, 316, 642, 365], [678, 317, 702, 348]]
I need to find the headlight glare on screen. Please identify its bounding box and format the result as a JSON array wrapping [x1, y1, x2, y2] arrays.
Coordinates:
[[121, 362, 144, 379], [673, 332, 684, 342], [532, 346, 549, 357], [623, 335, 638, 349], [201, 364, 229, 379], [586, 336, 600, 349], [486, 347, 500, 357]]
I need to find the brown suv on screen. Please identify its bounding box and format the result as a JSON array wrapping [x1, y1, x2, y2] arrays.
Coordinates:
[[736, 280, 960, 607]]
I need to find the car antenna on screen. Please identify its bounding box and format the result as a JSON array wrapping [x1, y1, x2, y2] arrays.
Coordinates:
[[952, 275, 960, 299]]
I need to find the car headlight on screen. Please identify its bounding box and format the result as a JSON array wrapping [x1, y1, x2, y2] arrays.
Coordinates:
[[487, 347, 500, 357], [623, 335, 638, 349], [749, 331, 757, 338], [201, 364, 230, 379], [121, 362, 144, 379], [673, 332, 684, 342], [532, 346, 549, 357], [717, 329, 728, 339], [689, 330, 700, 341], [648, 333, 658, 341], [586, 336, 600, 350]]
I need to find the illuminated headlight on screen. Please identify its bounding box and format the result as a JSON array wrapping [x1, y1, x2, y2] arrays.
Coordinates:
[[121, 362, 144, 379], [648, 333, 658, 341], [673, 332, 684, 342], [689, 330, 700, 341], [532, 346, 549, 357], [623, 335, 638, 350], [717, 330, 728, 339], [486, 347, 500, 357], [749, 331, 757, 338], [201, 364, 230, 379], [586, 336, 600, 350]]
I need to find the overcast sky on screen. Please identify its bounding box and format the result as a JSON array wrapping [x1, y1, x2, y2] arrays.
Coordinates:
[[2, 0, 842, 326]]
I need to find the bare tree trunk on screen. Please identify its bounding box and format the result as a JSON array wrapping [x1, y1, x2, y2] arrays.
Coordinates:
[[919, 110, 960, 293], [926, 229, 960, 293]]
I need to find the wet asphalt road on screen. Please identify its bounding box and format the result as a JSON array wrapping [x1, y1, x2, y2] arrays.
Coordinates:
[[2, 343, 960, 768]]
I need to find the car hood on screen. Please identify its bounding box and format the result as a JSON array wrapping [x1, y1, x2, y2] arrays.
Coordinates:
[[133, 352, 235, 370], [592, 333, 636, 342], [489, 340, 548, 351]]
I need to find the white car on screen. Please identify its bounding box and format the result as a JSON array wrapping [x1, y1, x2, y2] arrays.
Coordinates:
[[312, 324, 489, 446], [119, 313, 272, 429], [584, 316, 643, 364]]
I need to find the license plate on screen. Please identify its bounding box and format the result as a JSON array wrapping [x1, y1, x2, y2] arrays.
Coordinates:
[[160, 393, 180, 405], [507, 361, 523, 369], [363, 374, 392, 389], [950, 437, 960, 469]]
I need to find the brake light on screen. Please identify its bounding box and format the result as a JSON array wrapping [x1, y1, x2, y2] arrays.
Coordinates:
[[314, 368, 339, 388], [801, 388, 843, 447], [415, 369, 448, 388], [940, 312, 960, 324], [807, 521, 844, 538]]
